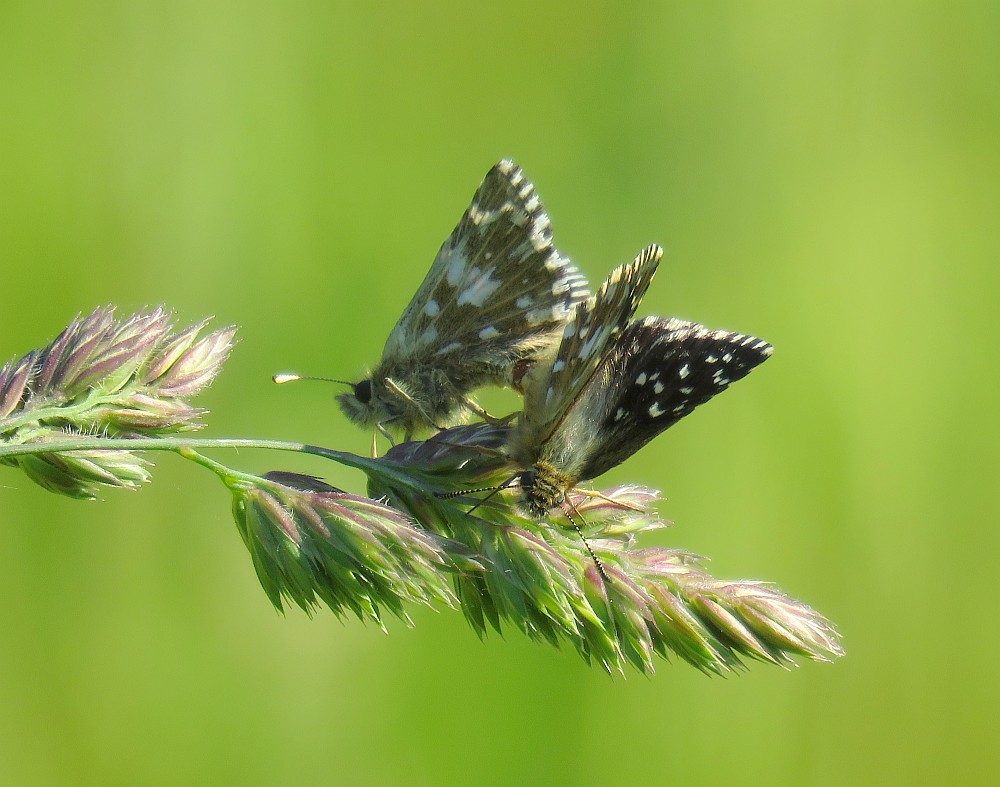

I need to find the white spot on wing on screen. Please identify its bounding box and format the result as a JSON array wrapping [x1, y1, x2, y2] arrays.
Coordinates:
[[423, 300, 440, 317], [415, 326, 439, 348], [436, 341, 462, 355], [457, 267, 500, 306], [478, 326, 499, 340], [578, 333, 600, 360], [446, 251, 468, 286], [649, 403, 665, 417]]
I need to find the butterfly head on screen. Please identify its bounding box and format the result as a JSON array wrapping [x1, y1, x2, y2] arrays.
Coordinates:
[[335, 377, 391, 429], [517, 461, 573, 518], [516, 463, 611, 585]]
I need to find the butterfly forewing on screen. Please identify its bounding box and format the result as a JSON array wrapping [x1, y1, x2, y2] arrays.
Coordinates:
[[381, 160, 589, 366], [573, 316, 774, 481]]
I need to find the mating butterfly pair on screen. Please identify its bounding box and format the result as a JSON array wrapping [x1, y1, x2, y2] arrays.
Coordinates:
[[321, 160, 773, 515]]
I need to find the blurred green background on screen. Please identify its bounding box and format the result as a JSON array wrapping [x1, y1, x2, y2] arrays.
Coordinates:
[[2, 2, 998, 785]]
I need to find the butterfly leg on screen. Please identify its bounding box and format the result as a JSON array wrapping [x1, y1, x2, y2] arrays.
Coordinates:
[[383, 377, 443, 431], [375, 420, 397, 448], [460, 396, 507, 424]]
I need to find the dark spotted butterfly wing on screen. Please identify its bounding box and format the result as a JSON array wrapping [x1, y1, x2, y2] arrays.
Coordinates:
[[572, 316, 774, 481], [511, 247, 772, 514]]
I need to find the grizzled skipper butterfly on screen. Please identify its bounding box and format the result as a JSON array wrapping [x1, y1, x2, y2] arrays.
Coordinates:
[[507, 245, 773, 519], [333, 160, 589, 441]]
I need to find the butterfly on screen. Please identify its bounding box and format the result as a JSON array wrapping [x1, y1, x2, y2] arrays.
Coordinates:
[[336, 160, 589, 441], [506, 244, 773, 517]]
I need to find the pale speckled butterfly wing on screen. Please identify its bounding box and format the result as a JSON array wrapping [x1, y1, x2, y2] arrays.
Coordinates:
[[381, 160, 589, 379], [519, 244, 662, 446]]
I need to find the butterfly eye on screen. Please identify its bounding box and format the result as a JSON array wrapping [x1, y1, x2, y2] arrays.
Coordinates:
[[354, 379, 373, 404]]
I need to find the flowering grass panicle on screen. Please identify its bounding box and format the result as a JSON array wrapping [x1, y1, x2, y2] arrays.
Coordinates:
[[370, 423, 844, 674], [0, 306, 234, 498], [1, 309, 843, 674], [228, 470, 476, 627]]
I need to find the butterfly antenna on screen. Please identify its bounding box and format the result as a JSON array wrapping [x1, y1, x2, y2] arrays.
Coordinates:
[[563, 496, 611, 587], [436, 475, 517, 515], [272, 372, 356, 387]]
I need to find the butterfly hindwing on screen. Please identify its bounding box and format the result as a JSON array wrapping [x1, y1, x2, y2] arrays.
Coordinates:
[[574, 316, 774, 480]]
